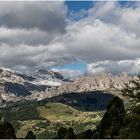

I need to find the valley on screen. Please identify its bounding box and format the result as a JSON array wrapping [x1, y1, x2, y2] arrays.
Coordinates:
[[0, 90, 115, 138], [0, 96, 104, 138], [0, 67, 134, 138]]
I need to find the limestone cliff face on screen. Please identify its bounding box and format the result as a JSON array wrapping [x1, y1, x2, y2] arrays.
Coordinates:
[[55, 73, 132, 94], [0, 68, 70, 102]]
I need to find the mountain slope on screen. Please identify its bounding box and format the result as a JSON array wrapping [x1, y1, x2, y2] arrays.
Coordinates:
[[0, 68, 70, 102], [0, 99, 103, 138], [55, 73, 132, 94], [0, 67, 134, 103]]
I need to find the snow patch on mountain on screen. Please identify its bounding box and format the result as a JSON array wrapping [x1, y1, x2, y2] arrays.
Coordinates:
[[0, 67, 70, 103]]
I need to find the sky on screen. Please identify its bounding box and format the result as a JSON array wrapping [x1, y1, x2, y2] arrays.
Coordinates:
[[0, 1, 140, 76]]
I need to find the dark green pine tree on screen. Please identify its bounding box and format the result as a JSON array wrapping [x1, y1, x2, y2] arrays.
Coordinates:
[[0, 122, 17, 139], [122, 73, 140, 101], [57, 127, 75, 139], [64, 127, 75, 139], [77, 129, 93, 139], [25, 130, 36, 139], [57, 127, 67, 139], [120, 73, 140, 138], [96, 96, 125, 139]]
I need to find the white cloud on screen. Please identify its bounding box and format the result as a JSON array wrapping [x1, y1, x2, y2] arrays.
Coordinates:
[[52, 68, 83, 78], [87, 59, 140, 75], [88, 1, 140, 36], [0, 27, 55, 46], [61, 19, 140, 63], [0, 1, 140, 75]]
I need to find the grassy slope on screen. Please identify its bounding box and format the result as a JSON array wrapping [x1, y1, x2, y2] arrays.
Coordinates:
[[1, 91, 115, 138], [16, 103, 103, 138], [37, 102, 101, 122]]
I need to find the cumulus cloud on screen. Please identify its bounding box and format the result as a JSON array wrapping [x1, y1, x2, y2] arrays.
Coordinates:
[[0, 42, 75, 72], [0, 27, 55, 46], [0, 1, 67, 33], [61, 19, 140, 63], [87, 59, 140, 75], [88, 1, 140, 36], [0, 1, 140, 75]]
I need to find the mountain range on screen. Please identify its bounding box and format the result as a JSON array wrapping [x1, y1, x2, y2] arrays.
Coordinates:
[[0, 67, 133, 104]]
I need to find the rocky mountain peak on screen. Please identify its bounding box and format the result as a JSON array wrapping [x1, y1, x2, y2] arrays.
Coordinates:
[[0, 67, 71, 102], [55, 72, 133, 94], [36, 69, 65, 80]]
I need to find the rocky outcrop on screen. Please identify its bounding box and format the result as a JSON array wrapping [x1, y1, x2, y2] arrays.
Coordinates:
[[0, 83, 6, 105], [33, 69, 71, 82], [55, 73, 132, 94], [0, 68, 70, 102]]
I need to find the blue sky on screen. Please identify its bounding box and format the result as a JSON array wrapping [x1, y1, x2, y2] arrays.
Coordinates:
[[53, 61, 87, 73], [65, 1, 135, 12], [66, 1, 93, 12]]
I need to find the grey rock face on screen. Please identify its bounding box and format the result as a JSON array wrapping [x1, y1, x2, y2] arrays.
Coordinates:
[[0, 68, 69, 102], [33, 69, 70, 82], [0, 67, 134, 103], [56, 73, 132, 94]]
